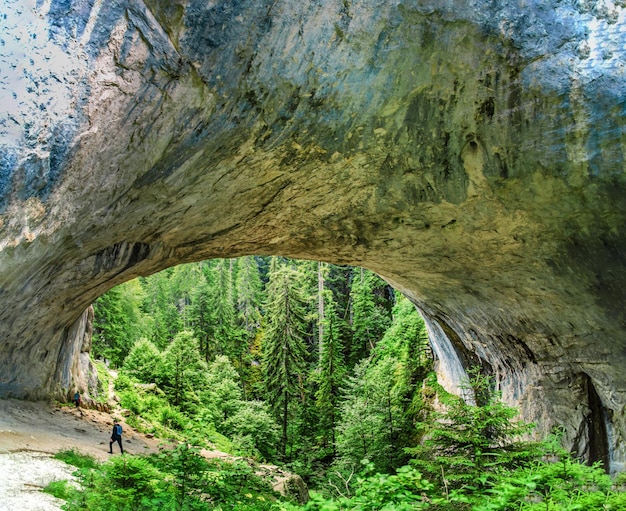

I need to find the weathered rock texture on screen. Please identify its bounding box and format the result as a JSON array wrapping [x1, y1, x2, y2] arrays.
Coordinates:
[[1, 0, 625, 470]]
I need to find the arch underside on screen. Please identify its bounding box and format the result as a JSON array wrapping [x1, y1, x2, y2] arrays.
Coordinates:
[[0, 0, 625, 470]]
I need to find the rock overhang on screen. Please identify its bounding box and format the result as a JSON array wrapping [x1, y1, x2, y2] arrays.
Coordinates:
[[0, 0, 625, 470]]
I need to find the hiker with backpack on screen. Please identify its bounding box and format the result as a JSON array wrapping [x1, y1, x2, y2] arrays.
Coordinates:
[[109, 419, 124, 454]]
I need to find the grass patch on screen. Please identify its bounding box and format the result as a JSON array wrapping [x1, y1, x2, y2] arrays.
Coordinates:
[[53, 448, 99, 470], [43, 479, 75, 501]]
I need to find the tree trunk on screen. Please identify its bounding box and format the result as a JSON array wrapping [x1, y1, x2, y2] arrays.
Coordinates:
[[281, 391, 288, 457], [318, 261, 324, 364]]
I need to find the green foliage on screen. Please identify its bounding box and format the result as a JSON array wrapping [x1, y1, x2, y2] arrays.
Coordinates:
[[55, 443, 281, 511], [202, 355, 243, 421], [161, 330, 208, 410], [236, 256, 263, 332], [334, 357, 408, 475], [44, 479, 75, 501], [53, 448, 99, 470], [283, 463, 433, 511], [263, 262, 310, 457], [63, 452, 177, 511], [223, 400, 281, 460], [348, 269, 392, 364], [123, 338, 162, 383], [332, 296, 431, 479], [315, 289, 346, 451], [408, 368, 540, 492], [93, 281, 148, 366]]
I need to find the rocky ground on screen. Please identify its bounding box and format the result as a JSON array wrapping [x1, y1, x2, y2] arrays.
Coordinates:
[[0, 399, 161, 510]]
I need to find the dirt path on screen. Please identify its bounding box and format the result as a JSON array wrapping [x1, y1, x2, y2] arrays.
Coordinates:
[[0, 399, 162, 510]]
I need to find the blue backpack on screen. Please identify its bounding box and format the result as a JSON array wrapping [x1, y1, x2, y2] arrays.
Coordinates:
[[114, 424, 123, 436]]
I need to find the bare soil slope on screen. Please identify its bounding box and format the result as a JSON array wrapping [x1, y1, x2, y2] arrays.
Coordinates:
[[0, 399, 162, 511], [0, 399, 160, 460]]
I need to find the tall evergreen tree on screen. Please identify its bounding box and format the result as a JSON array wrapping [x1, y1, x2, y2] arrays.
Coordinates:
[[235, 256, 263, 397], [318, 261, 326, 364], [236, 256, 263, 332], [93, 280, 147, 366], [188, 273, 214, 362], [349, 269, 393, 364], [263, 260, 310, 457], [162, 330, 208, 411], [210, 259, 237, 358], [140, 269, 183, 349], [315, 289, 346, 453]]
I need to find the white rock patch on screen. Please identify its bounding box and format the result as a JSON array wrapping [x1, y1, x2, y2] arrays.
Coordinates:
[[0, 452, 76, 511]]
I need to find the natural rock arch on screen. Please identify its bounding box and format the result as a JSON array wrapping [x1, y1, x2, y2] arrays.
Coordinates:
[[1, 1, 625, 470]]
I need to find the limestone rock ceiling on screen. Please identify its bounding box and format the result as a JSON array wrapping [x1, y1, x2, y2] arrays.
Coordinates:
[[1, 0, 625, 468]]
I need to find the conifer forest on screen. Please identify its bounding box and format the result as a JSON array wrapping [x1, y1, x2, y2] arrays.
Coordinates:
[[47, 257, 626, 510]]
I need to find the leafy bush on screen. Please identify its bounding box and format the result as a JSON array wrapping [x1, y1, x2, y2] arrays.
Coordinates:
[[53, 448, 99, 470], [159, 405, 189, 431], [284, 463, 433, 511], [43, 479, 75, 501], [55, 443, 282, 511], [223, 400, 280, 460]]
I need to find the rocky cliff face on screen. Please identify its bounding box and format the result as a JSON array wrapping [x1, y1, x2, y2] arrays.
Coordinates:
[[1, 0, 625, 470]]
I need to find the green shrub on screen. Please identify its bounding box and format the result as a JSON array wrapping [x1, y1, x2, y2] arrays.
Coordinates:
[[223, 400, 280, 460], [160, 405, 188, 431], [53, 448, 99, 470], [113, 372, 133, 392], [119, 389, 144, 415], [43, 479, 76, 501]]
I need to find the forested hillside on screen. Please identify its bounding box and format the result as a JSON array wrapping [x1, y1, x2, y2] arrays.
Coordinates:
[[49, 256, 625, 510], [92, 257, 431, 477]]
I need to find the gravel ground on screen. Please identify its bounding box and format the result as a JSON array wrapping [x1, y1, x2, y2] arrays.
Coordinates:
[[0, 399, 161, 510], [0, 451, 75, 511]]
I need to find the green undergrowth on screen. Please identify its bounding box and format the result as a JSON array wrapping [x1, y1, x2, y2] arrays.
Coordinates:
[[46, 443, 286, 511], [277, 369, 626, 511], [53, 448, 100, 470], [113, 373, 233, 453]]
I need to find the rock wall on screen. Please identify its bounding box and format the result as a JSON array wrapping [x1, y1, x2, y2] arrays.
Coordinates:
[[1, 1, 625, 469]]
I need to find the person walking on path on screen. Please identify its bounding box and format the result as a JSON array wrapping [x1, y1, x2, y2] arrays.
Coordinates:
[[109, 419, 124, 454], [73, 391, 84, 416]]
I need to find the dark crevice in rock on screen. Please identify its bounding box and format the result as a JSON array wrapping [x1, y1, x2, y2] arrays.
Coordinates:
[[93, 241, 152, 277], [571, 373, 611, 472], [585, 373, 611, 471]]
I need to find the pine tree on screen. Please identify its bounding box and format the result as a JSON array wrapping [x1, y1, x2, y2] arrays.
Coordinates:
[[236, 256, 263, 332], [92, 280, 147, 366], [161, 330, 208, 411], [349, 269, 392, 365], [139, 269, 183, 350], [235, 256, 263, 397], [262, 260, 310, 457], [188, 270, 214, 362], [315, 289, 346, 453], [409, 368, 539, 491], [211, 259, 236, 357]]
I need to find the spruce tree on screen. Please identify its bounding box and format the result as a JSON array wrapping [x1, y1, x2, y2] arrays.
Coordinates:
[[235, 256, 264, 397], [262, 260, 310, 457], [210, 259, 236, 357], [315, 289, 346, 453], [349, 269, 392, 365]]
